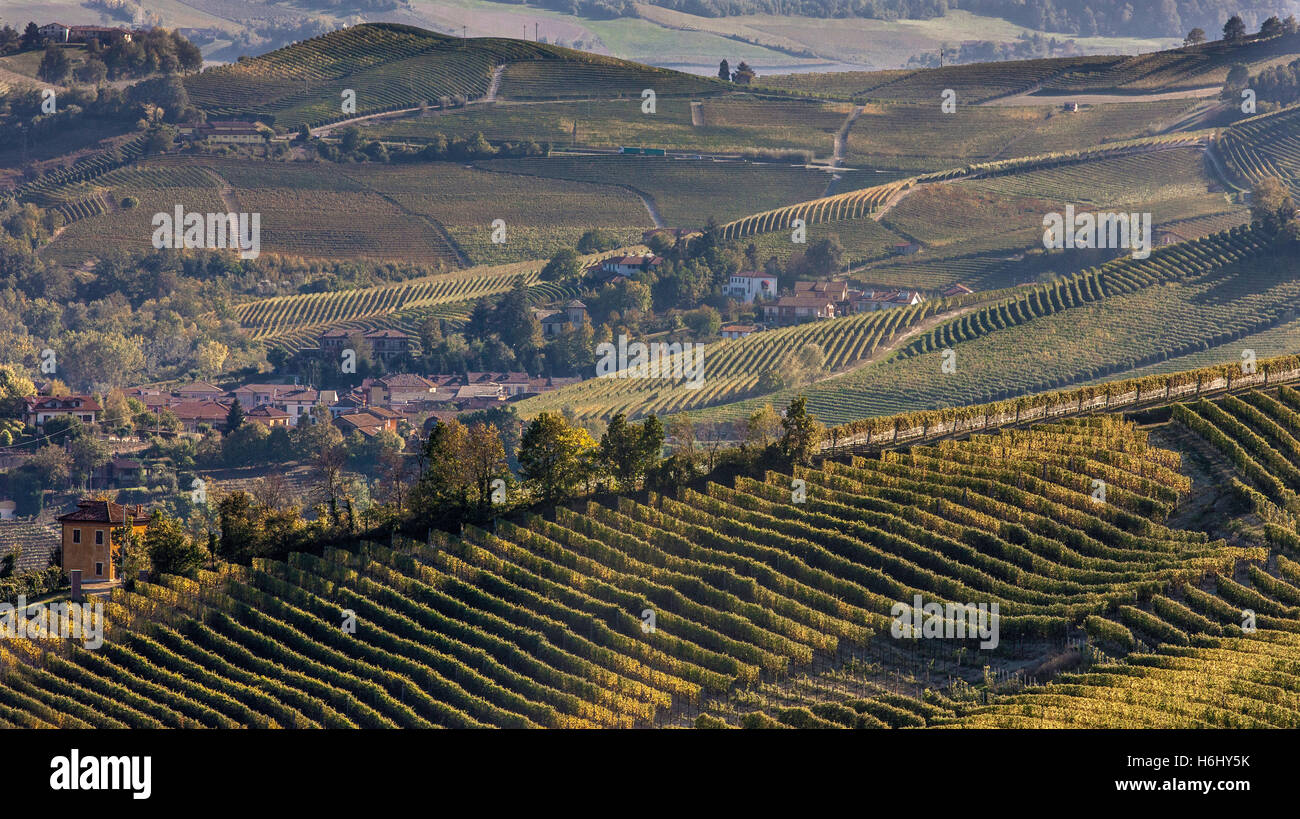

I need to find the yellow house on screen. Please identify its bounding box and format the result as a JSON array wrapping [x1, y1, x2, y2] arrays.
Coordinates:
[[55, 500, 150, 582]]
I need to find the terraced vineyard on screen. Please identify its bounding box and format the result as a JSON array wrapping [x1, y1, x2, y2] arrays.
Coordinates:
[[2, 415, 1281, 729], [515, 297, 965, 422], [230, 256, 608, 348], [1215, 106, 1300, 192]]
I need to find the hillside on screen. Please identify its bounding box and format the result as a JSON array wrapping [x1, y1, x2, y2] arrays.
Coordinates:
[[10, 387, 1300, 728], [182, 23, 725, 129]]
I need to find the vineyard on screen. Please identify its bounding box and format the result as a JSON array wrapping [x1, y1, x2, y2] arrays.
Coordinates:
[[716, 135, 1208, 242], [689, 227, 1292, 427], [514, 296, 967, 422], [477, 156, 833, 228], [10, 413, 1300, 728], [1215, 105, 1300, 192], [230, 256, 604, 350]]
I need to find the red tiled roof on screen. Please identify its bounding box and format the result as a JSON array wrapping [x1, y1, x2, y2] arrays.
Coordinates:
[[57, 499, 150, 525]]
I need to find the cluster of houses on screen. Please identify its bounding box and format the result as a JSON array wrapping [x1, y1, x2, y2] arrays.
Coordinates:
[[20, 369, 579, 441], [723, 275, 964, 326], [37, 23, 141, 44]]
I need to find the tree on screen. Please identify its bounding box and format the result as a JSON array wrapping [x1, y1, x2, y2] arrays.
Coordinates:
[[576, 229, 619, 253], [731, 61, 755, 85], [1222, 63, 1251, 98], [75, 57, 108, 86], [223, 398, 246, 436], [313, 442, 348, 527], [67, 435, 108, 489], [1261, 16, 1284, 37], [778, 396, 823, 466], [462, 422, 509, 512], [37, 43, 70, 84], [339, 126, 362, 153], [1250, 176, 1299, 238], [143, 510, 204, 579], [28, 444, 71, 489], [1184, 27, 1206, 46], [804, 236, 845, 276], [21, 22, 42, 51], [113, 522, 147, 585], [410, 419, 470, 522], [718, 59, 731, 82], [1224, 15, 1247, 41], [541, 247, 582, 282], [597, 413, 664, 492], [742, 404, 782, 451], [0, 364, 36, 418], [518, 412, 596, 503]]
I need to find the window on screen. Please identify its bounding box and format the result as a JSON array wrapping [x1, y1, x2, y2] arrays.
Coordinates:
[[73, 529, 81, 544], [95, 562, 103, 577], [95, 529, 104, 545]]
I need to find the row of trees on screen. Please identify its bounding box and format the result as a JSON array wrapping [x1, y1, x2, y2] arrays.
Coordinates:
[[407, 395, 824, 534]]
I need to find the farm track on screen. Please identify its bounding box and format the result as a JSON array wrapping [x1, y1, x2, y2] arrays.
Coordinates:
[[823, 105, 864, 197]]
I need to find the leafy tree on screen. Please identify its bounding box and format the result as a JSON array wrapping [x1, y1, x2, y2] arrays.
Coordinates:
[[517, 412, 596, 503], [28, 444, 71, 489], [223, 421, 269, 467], [598, 413, 664, 492], [576, 229, 620, 253], [541, 247, 582, 281], [1222, 63, 1251, 98], [1224, 15, 1247, 41], [1250, 176, 1299, 238], [1184, 27, 1206, 45], [463, 422, 510, 512], [410, 419, 470, 522], [743, 404, 782, 450], [75, 58, 108, 85], [143, 509, 205, 579], [0, 364, 36, 418], [67, 435, 109, 489], [113, 522, 147, 586], [778, 396, 824, 466], [339, 126, 362, 153], [1260, 16, 1284, 37], [731, 61, 756, 84]]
